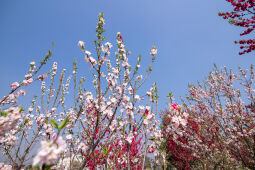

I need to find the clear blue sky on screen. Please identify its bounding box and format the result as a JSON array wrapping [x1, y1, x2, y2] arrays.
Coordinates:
[[0, 0, 254, 110]]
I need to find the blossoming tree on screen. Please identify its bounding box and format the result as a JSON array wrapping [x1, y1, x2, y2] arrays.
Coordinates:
[[160, 64, 255, 169], [0, 13, 159, 170]]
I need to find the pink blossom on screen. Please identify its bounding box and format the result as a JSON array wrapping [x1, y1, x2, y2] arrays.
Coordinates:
[[172, 104, 178, 110], [33, 136, 66, 166], [78, 40, 84, 47], [0, 107, 22, 136], [23, 78, 33, 86], [105, 42, 113, 49], [150, 47, 157, 56], [10, 82, 19, 89], [126, 133, 134, 144], [19, 89, 26, 96], [38, 74, 47, 81], [66, 134, 73, 142]]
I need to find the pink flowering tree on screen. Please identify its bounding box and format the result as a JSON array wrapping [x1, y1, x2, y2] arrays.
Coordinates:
[[0, 48, 54, 169], [186, 64, 255, 169], [0, 13, 159, 170], [160, 64, 255, 169], [218, 0, 255, 55]]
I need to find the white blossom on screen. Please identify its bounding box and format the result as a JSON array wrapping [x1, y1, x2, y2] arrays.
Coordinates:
[[33, 136, 66, 166]]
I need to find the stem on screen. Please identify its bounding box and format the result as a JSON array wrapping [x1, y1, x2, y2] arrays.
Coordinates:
[[142, 131, 148, 170]]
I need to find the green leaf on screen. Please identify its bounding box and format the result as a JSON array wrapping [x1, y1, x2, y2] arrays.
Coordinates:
[[148, 66, 152, 72], [19, 107, 24, 112], [137, 125, 142, 131], [50, 120, 58, 129], [0, 112, 7, 117], [31, 165, 40, 170], [122, 125, 126, 132], [142, 115, 146, 119], [138, 55, 142, 61], [102, 147, 109, 155], [19, 124, 23, 128], [42, 164, 54, 170], [58, 117, 69, 130], [24, 119, 29, 125]]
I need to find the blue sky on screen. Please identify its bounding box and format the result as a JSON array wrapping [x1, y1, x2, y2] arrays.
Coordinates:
[[0, 0, 254, 110]]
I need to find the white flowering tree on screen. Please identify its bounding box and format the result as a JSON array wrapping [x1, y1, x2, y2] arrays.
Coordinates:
[[0, 13, 159, 170]]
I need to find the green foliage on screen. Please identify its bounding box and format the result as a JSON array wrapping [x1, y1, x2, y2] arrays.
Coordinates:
[[50, 120, 58, 129], [0, 112, 7, 117], [58, 117, 69, 130]]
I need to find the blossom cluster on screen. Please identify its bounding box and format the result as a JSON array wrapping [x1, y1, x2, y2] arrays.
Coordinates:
[[0, 107, 22, 137], [33, 135, 66, 166]]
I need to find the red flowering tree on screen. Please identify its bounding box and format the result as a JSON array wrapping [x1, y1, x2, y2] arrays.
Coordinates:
[[218, 0, 255, 55], [161, 104, 225, 169], [161, 105, 200, 169]]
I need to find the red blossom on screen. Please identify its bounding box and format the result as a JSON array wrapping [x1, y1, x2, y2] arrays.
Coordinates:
[[219, 0, 255, 55]]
